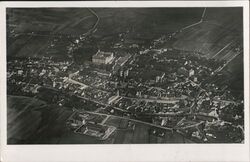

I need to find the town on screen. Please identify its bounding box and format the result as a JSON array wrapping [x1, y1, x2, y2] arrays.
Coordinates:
[[7, 30, 244, 143], [7, 8, 244, 144]]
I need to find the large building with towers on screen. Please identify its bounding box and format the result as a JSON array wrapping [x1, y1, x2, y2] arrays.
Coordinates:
[[92, 50, 114, 64]]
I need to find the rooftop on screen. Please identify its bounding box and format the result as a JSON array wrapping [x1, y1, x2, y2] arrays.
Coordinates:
[[93, 50, 113, 59]]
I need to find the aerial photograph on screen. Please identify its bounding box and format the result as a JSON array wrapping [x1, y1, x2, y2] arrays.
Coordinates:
[[7, 7, 244, 144]]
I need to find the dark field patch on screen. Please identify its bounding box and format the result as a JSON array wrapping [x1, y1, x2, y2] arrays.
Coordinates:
[[104, 116, 194, 144], [7, 8, 93, 34], [7, 96, 194, 144]]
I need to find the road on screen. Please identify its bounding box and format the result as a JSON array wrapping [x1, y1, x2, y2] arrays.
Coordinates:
[[101, 115, 111, 124], [215, 50, 242, 72], [181, 8, 206, 31], [120, 96, 181, 104], [64, 77, 89, 89], [212, 41, 233, 59], [84, 110, 174, 131], [201, 8, 206, 21], [177, 121, 205, 130], [213, 98, 239, 105], [77, 95, 128, 113], [83, 8, 100, 35]]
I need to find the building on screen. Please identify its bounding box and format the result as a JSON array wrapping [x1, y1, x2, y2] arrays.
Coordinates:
[[156, 76, 162, 83], [120, 70, 123, 77], [17, 69, 24, 75], [108, 91, 120, 104], [92, 50, 114, 64], [194, 77, 198, 82], [156, 72, 165, 83], [136, 91, 142, 97], [124, 69, 129, 77], [189, 69, 195, 77]]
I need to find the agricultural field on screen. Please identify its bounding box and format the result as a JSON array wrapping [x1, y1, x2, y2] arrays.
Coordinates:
[[7, 95, 193, 144], [7, 8, 243, 60], [7, 35, 51, 58], [7, 8, 204, 59], [7, 95, 47, 143], [172, 8, 243, 60], [104, 116, 194, 144], [7, 8, 94, 34], [93, 8, 203, 39], [222, 53, 244, 97], [7, 8, 96, 59], [7, 95, 73, 144]]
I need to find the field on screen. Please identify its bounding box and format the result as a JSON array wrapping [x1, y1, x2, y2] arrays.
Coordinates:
[[8, 35, 51, 57], [7, 8, 96, 59], [104, 116, 194, 144], [222, 53, 244, 97], [7, 8, 93, 34], [172, 8, 243, 60], [7, 95, 194, 144], [7, 7, 243, 59], [7, 8, 203, 59], [7, 95, 46, 143], [93, 8, 203, 38], [7, 7, 243, 64], [7, 95, 74, 144]]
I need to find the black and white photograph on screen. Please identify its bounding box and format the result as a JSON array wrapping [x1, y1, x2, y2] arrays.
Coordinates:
[[0, 0, 250, 162], [5, 6, 246, 144]]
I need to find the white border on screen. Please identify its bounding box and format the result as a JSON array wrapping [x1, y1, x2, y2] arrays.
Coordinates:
[[0, 1, 249, 162]]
